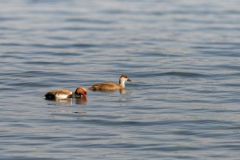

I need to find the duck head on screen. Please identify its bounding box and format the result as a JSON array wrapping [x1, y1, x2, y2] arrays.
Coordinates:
[[75, 87, 88, 98], [119, 74, 131, 88]]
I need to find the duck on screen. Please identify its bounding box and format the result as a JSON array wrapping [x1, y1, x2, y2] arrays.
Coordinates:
[[89, 74, 131, 91], [45, 87, 87, 100], [74, 87, 88, 99]]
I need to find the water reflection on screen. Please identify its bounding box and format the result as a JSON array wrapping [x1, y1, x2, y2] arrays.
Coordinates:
[[49, 98, 73, 106], [46, 97, 88, 106], [75, 97, 88, 105]]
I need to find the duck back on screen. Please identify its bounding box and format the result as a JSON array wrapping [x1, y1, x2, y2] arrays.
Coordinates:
[[90, 82, 121, 91], [45, 89, 72, 100]]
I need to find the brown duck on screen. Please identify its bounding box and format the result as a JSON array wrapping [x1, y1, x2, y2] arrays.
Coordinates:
[[89, 74, 131, 91], [45, 87, 87, 100]]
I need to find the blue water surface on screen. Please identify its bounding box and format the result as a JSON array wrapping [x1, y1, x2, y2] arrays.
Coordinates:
[[0, 0, 240, 159]]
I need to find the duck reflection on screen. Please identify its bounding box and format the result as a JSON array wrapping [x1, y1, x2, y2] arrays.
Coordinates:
[[46, 97, 88, 106], [119, 89, 127, 94], [52, 98, 73, 106], [75, 96, 88, 105]]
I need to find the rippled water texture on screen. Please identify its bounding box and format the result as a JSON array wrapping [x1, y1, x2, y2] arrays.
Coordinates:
[[0, 0, 240, 159]]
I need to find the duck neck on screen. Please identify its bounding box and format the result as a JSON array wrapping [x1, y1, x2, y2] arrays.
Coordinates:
[[119, 80, 126, 88]]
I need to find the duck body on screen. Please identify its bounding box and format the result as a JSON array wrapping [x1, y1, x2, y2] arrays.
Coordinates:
[[45, 89, 73, 100], [90, 82, 122, 91], [89, 74, 131, 91], [45, 87, 88, 101]]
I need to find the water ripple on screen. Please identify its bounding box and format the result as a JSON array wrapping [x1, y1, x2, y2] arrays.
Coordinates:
[[1, 0, 240, 159]]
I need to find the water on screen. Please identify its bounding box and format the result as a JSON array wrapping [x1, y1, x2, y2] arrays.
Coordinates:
[[0, 0, 240, 159]]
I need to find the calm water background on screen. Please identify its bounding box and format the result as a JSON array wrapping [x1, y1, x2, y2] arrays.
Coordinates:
[[0, 0, 240, 159]]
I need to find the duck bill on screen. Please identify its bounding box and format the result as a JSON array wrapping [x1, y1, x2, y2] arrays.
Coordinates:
[[127, 78, 132, 82], [82, 93, 88, 99]]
